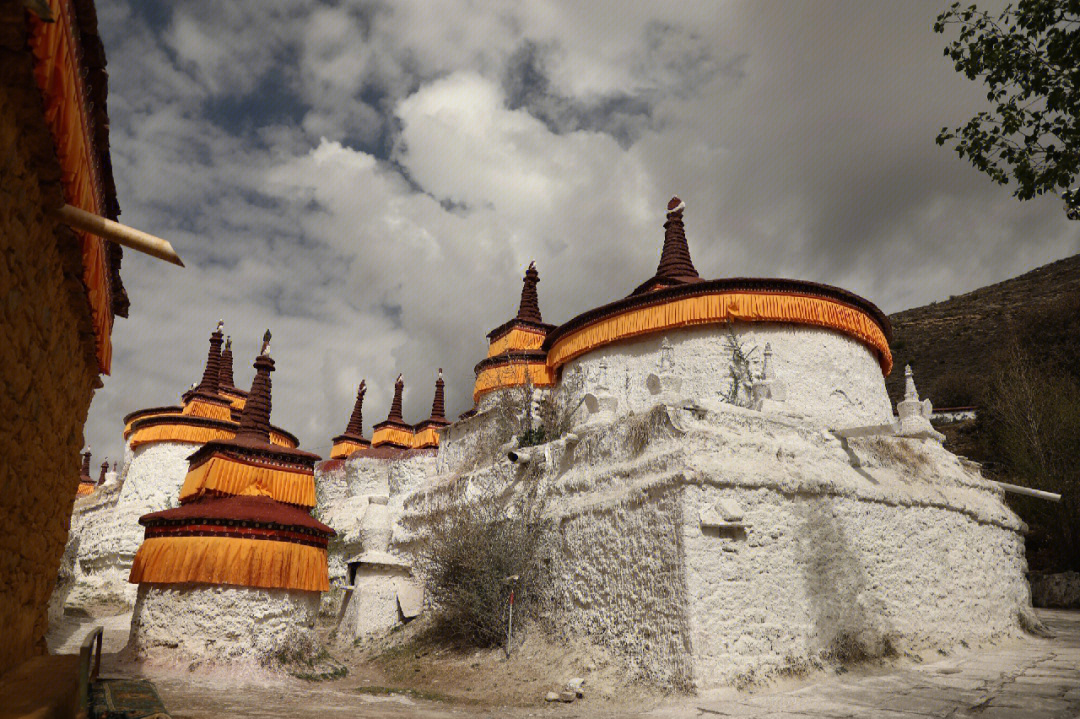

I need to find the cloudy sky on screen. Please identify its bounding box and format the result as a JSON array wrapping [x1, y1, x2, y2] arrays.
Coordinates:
[[85, 0, 1079, 463]]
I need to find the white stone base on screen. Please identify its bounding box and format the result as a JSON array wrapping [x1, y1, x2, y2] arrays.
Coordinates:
[[127, 583, 320, 665], [563, 323, 895, 427], [336, 565, 413, 640]]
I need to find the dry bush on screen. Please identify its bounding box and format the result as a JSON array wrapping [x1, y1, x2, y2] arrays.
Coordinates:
[[980, 344, 1080, 571], [422, 495, 551, 649], [861, 437, 932, 475], [821, 631, 896, 665], [930, 370, 980, 408]]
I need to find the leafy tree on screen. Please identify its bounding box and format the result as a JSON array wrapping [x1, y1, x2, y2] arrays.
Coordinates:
[[934, 1, 1080, 218]]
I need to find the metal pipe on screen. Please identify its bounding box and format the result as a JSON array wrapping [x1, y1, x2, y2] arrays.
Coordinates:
[[53, 203, 185, 267]]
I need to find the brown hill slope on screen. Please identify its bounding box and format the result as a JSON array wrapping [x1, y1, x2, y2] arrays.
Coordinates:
[[885, 253, 1080, 407]]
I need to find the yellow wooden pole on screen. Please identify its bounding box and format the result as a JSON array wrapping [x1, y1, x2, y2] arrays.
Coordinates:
[[52, 204, 185, 267]]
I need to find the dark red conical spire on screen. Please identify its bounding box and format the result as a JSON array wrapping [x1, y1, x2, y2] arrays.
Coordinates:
[[345, 380, 366, 436], [80, 449, 92, 481], [235, 330, 274, 445], [656, 197, 699, 282], [219, 336, 236, 391], [429, 369, 446, 422], [98, 461, 109, 486], [516, 262, 543, 324], [386, 374, 405, 423], [631, 197, 702, 296], [195, 320, 225, 395]]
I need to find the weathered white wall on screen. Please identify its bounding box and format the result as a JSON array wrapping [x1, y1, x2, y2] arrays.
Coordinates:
[[127, 583, 320, 665], [60, 441, 197, 616], [545, 486, 695, 689], [399, 397, 1029, 690], [112, 442, 197, 559], [314, 452, 435, 621], [682, 485, 1029, 687], [563, 323, 893, 427]]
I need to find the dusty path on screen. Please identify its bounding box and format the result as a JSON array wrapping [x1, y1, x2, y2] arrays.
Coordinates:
[[51, 610, 1080, 718]]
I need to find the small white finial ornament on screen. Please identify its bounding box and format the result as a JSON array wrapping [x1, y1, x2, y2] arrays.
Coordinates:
[[904, 364, 919, 402], [751, 343, 786, 411], [659, 337, 675, 372]]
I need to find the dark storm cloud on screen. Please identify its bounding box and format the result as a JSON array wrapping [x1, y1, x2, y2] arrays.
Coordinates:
[[82, 0, 1078, 466]]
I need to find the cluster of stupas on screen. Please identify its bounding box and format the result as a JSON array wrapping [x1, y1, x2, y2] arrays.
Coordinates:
[[56, 322, 304, 617], [126, 331, 334, 663], [329, 370, 450, 459], [54, 196, 1032, 689]]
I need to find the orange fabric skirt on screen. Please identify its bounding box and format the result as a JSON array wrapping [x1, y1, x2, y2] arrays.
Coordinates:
[[488, 327, 546, 357], [473, 362, 556, 403], [412, 427, 440, 448], [129, 535, 328, 592], [128, 423, 232, 450], [330, 440, 367, 460], [371, 426, 414, 448], [179, 455, 315, 508], [182, 399, 233, 421]]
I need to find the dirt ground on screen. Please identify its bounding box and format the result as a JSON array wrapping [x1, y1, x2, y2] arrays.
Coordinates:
[[54, 613, 669, 717], [49, 611, 1080, 718]]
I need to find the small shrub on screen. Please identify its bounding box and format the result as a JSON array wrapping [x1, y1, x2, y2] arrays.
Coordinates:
[[422, 498, 550, 648]]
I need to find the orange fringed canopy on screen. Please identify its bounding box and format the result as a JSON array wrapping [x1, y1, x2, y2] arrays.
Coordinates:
[[28, 1, 114, 373], [127, 420, 298, 450], [123, 410, 177, 439], [487, 327, 546, 357], [268, 431, 295, 447], [412, 426, 441, 449], [182, 399, 233, 421], [546, 291, 893, 376], [179, 454, 315, 508], [330, 439, 368, 460], [129, 536, 329, 592], [473, 362, 556, 403], [371, 426, 415, 448], [76, 483, 95, 497], [128, 423, 234, 450]]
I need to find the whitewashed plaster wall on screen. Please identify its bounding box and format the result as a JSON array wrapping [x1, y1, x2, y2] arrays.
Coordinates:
[[561, 323, 893, 427], [314, 452, 436, 621], [682, 485, 1029, 687], [61, 441, 198, 616], [398, 398, 1030, 690]]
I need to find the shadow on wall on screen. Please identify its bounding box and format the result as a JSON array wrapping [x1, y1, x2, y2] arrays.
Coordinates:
[[793, 496, 896, 661]]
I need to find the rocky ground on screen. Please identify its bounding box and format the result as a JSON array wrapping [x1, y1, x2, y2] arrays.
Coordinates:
[[47, 609, 1080, 718]]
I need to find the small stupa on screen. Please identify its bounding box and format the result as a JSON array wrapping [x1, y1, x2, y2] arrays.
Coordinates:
[[413, 370, 450, 449], [370, 375, 414, 452], [75, 449, 96, 497], [330, 381, 370, 459], [471, 261, 556, 409]]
